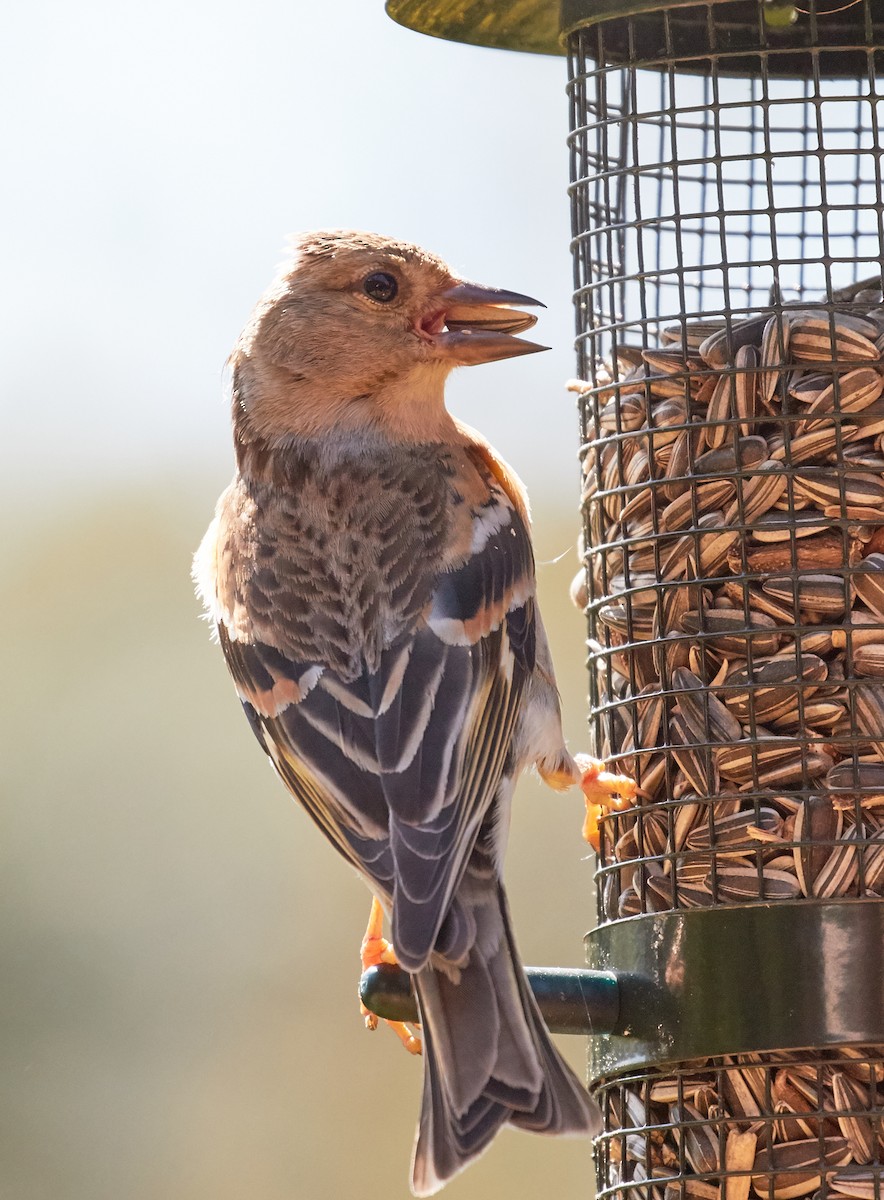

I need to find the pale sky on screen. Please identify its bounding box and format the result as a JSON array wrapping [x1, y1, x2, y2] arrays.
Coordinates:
[[1, 19, 599, 1194], [2, 0, 584, 516]]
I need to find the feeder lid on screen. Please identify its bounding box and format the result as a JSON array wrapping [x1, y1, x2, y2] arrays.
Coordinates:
[[388, 0, 884, 75], [385, 0, 561, 55], [385, 0, 771, 55]]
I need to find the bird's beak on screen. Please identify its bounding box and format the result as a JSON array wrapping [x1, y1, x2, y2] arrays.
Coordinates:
[[428, 280, 550, 365]]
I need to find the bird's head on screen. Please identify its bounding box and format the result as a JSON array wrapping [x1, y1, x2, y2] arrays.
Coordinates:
[[230, 230, 547, 445]]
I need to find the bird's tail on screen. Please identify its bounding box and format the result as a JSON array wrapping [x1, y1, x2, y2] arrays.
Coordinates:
[[409, 881, 601, 1197]]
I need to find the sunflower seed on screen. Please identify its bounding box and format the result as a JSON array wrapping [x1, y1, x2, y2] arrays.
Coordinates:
[[611, 343, 647, 368], [653, 396, 690, 428], [608, 572, 663, 604], [618, 483, 655, 524], [649, 1076, 720, 1104], [617, 886, 642, 917], [748, 511, 831, 541], [825, 761, 884, 807], [831, 1073, 875, 1164], [585, 291, 884, 930], [790, 314, 880, 363], [662, 428, 696, 500], [761, 313, 792, 406], [642, 347, 705, 375], [684, 807, 780, 852], [852, 643, 884, 676], [650, 374, 695, 400], [832, 274, 884, 302], [794, 471, 884, 508], [798, 629, 837, 655], [670, 715, 721, 796], [751, 1137, 852, 1199], [704, 373, 740, 450], [700, 316, 770, 368], [723, 583, 798, 624], [665, 1181, 721, 1200], [680, 610, 782, 656], [772, 698, 845, 733], [773, 1100, 816, 1143], [837, 1045, 884, 1081], [695, 437, 769, 476], [673, 666, 744, 743], [853, 553, 884, 618], [771, 423, 861, 466], [801, 367, 883, 432], [854, 683, 884, 760], [861, 826, 884, 891], [823, 502, 884, 522], [684, 1118, 721, 1174], [661, 479, 737, 532], [714, 865, 802, 901], [793, 795, 842, 895], [830, 1170, 879, 1200], [771, 1071, 826, 1136], [624, 448, 651, 487], [790, 369, 833, 403], [716, 738, 831, 785], [734, 344, 759, 436], [620, 686, 665, 774], [598, 392, 649, 432], [724, 461, 788, 525], [698, 526, 743, 575], [722, 653, 827, 725], [812, 823, 863, 897], [761, 573, 850, 617]]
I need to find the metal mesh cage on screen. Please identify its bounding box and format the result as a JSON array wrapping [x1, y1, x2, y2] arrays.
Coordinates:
[[568, 5, 884, 921], [568, 3, 884, 1199], [595, 1050, 884, 1200]]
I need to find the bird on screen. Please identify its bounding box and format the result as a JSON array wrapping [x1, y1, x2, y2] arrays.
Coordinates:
[[194, 230, 635, 1195]]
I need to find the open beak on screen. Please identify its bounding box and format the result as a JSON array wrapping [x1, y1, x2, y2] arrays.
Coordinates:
[[427, 280, 550, 365]]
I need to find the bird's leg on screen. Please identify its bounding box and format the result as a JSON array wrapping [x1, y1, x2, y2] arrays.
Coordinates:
[[575, 754, 637, 852], [359, 897, 422, 1056]]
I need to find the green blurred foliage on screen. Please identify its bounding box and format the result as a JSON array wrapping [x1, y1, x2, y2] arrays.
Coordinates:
[[1, 477, 595, 1200]]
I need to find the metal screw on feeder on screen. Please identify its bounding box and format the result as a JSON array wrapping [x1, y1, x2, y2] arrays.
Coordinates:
[[380, 2, 884, 1198]]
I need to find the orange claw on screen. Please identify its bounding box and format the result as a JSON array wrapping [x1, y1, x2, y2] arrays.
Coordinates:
[[575, 755, 637, 852], [359, 897, 422, 1055]]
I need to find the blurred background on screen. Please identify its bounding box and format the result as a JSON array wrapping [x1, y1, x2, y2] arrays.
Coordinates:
[[2, 3, 598, 1197]]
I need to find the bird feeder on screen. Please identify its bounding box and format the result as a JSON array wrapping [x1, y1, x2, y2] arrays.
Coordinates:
[[375, 3, 884, 1199]]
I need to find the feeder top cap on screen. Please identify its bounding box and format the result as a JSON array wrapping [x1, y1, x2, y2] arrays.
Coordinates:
[[385, 0, 561, 54], [385, 0, 740, 55], [387, 0, 884, 73]]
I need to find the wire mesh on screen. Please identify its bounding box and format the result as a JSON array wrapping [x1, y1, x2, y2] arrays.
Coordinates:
[[568, 4, 884, 1190], [595, 1051, 884, 1200], [568, 0, 884, 924]]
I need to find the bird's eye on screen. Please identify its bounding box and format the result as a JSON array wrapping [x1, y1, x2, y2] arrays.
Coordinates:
[[363, 271, 398, 303]]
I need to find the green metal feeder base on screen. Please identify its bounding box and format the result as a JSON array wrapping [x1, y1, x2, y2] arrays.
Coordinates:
[[587, 899, 884, 1080]]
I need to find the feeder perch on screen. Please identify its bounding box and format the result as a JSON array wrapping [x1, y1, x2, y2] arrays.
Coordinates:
[[375, 3, 884, 1197]]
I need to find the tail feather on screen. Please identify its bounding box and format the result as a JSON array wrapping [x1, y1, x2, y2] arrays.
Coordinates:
[[409, 881, 600, 1197]]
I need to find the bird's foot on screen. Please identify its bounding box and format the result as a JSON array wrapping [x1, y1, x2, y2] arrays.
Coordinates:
[[360, 897, 422, 1055], [575, 754, 637, 852]]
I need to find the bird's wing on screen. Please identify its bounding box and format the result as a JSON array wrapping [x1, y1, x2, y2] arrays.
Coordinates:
[[204, 441, 538, 972]]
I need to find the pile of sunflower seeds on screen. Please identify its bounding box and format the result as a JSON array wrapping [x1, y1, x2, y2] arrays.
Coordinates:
[[576, 279, 884, 920], [597, 1048, 884, 1200]]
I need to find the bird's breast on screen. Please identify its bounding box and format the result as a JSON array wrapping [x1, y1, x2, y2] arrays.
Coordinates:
[[207, 444, 468, 674]]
